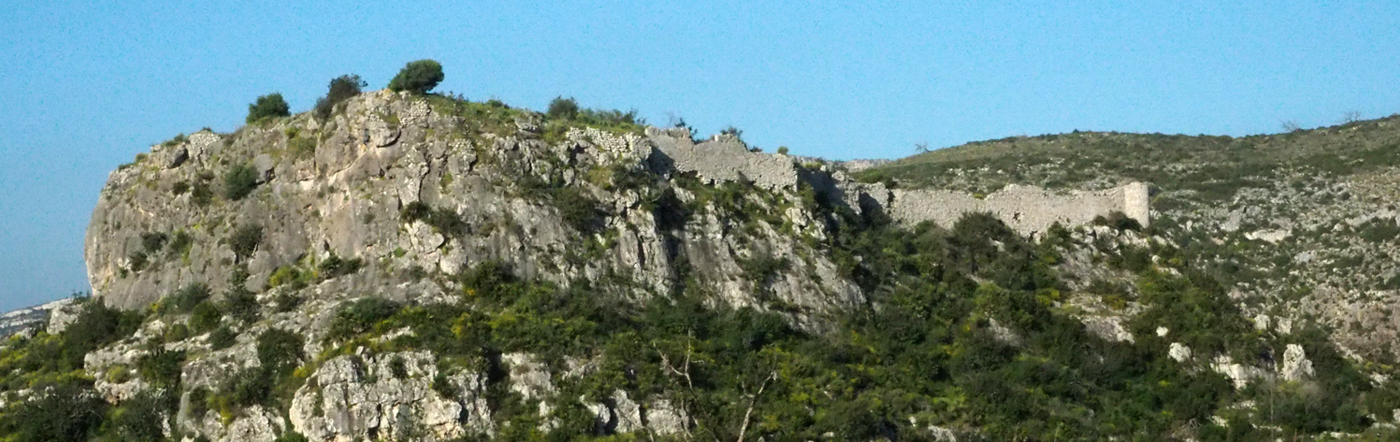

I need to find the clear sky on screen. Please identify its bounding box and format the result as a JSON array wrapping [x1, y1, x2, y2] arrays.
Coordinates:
[[1, 1, 1397, 311]]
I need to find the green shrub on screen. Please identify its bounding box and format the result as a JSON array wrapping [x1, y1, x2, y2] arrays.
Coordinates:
[[255, 329, 304, 376], [187, 387, 211, 418], [141, 232, 168, 253], [400, 201, 431, 222], [188, 301, 222, 334], [208, 325, 237, 350], [169, 230, 193, 255], [163, 323, 190, 342], [1111, 244, 1153, 273], [63, 301, 143, 364], [459, 260, 518, 301], [191, 179, 214, 207], [720, 125, 743, 139], [104, 366, 132, 384], [223, 288, 261, 324], [547, 96, 580, 120], [287, 136, 317, 159], [1094, 211, 1143, 232], [402, 265, 428, 281], [274, 431, 310, 442], [172, 181, 190, 195], [387, 60, 444, 95], [327, 298, 403, 341], [0, 383, 106, 442], [389, 355, 408, 379], [162, 133, 188, 147], [219, 367, 274, 407], [580, 108, 641, 127], [738, 253, 789, 286], [268, 266, 309, 290], [246, 93, 290, 124], [1358, 218, 1400, 243], [135, 347, 185, 389], [228, 224, 262, 260], [317, 254, 363, 280], [554, 187, 605, 233], [273, 293, 303, 313], [853, 169, 896, 188], [400, 201, 469, 238], [313, 74, 365, 120], [127, 251, 149, 272], [165, 283, 211, 314], [222, 163, 260, 200], [431, 373, 458, 398]]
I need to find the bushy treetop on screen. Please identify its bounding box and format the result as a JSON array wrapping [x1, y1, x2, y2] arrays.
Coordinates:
[[387, 59, 444, 95], [246, 93, 290, 124], [314, 74, 366, 120]]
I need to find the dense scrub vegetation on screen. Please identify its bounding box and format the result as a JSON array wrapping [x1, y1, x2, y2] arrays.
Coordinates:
[[0, 276, 284, 441], [302, 203, 1397, 440], [0, 298, 153, 441]]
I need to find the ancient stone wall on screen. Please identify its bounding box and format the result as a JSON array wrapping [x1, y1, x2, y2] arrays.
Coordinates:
[[885, 182, 1149, 235], [646, 127, 798, 190], [644, 126, 1148, 234], [645, 128, 1149, 236]]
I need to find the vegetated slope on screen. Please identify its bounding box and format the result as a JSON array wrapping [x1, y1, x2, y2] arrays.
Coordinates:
[[1, 84, 1398, 442], [865, 116, 1400, 198], [862, 117, 1400, 362]]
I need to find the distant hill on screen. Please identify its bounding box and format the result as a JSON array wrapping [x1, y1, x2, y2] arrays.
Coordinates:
[[0, 298, 75, 338]]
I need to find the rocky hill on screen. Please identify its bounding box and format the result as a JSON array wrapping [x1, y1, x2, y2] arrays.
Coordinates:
[[2, 80, 1399, 441], [862, 118, 1400, 362], [0, 298, 75, 340]]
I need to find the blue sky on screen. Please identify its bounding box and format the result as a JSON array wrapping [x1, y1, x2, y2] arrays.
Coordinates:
[[1, 1, 1397, 311]]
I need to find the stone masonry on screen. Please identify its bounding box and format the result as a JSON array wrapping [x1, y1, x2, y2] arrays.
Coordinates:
[[644, 127, 1149, 236]]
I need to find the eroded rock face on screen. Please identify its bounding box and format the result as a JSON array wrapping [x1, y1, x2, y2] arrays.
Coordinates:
[[84, 92, 870, 321], [1279, 344, 1315, 382], [88, 91, 1145, 318], [289, 351, 492, 442]]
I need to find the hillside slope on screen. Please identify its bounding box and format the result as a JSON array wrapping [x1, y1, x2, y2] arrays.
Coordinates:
[[862, 117, 1400, 361], [0, 89, 1397, 441]]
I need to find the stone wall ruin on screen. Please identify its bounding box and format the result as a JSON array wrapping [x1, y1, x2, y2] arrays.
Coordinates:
[[645, 127, 1149, 235]]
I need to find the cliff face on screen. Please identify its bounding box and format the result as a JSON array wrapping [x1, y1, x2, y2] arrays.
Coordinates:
[[84, 90, 1143, 317]]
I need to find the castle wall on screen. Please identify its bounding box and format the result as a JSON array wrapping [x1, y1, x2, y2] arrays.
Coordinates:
[[887, 183, 1149, 235], [645, 128, 1150, 236], [647, 127, 798, 190]]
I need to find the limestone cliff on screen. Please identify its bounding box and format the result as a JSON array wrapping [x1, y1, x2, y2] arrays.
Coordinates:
[[84, 91, 1144, 317]]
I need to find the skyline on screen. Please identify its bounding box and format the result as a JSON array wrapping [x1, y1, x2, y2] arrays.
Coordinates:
[[2, 1, 1398, 311]]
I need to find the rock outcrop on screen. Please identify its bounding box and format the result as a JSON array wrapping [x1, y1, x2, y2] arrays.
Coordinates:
[[86, 91, 1147, 315], [288, 351, 493, 442]]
